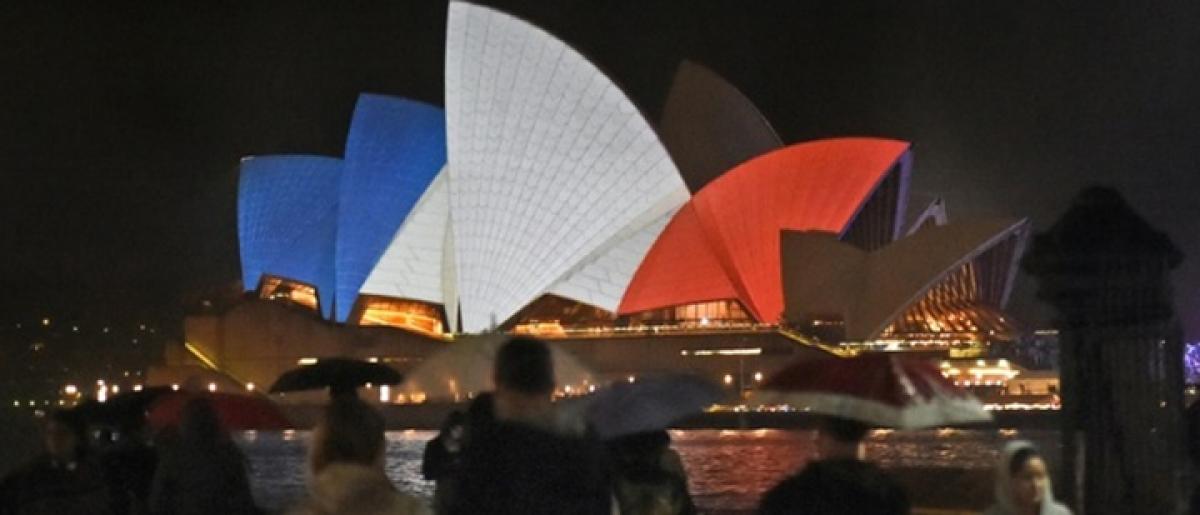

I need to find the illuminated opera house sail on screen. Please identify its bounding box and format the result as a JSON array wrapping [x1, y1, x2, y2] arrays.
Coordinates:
[[215, 0, 1030, 392]]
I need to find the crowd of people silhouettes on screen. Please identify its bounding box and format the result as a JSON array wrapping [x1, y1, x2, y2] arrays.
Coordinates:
[[0, 336, 1072, 515]]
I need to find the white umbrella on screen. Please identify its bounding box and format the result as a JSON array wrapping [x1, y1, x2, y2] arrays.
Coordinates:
[[400, 334, 594, 401]]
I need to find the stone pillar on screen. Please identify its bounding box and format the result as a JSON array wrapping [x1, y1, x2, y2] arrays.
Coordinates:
[[1023, 187, 1185, 514]]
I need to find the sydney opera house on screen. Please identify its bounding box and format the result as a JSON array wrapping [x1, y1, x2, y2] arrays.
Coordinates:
[[167, 1, 1029, 400]]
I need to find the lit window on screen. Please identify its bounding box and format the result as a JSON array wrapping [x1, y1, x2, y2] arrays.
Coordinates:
[[356, 297, 445, 336], [259, 276, 320, 312]]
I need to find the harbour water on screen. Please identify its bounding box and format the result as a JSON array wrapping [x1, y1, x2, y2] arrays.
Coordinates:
[[239, 428, 1059, 514]]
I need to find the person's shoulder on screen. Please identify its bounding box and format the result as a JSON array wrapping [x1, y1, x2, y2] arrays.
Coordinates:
[[761, 459, 909, 514], [1046, 501, 1074, 515], [759, 472, 808, 514], [1, 455, 55, 482], [810, 458, 901, 484], [391, 491, 433, 515], [762, 469, 812, 500]]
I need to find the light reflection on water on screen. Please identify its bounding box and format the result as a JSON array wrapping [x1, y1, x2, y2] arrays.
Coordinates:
[[239, 428, 1058, 514]]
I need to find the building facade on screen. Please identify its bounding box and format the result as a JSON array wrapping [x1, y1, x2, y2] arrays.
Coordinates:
[[165, 1, 1030, 399]]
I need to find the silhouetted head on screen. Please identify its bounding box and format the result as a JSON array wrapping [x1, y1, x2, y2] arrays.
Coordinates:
[[607, 430, 671, 475], [608, 429, 670, 457], [45, 410, 88, 462], [179, 398, 225, 445], [467, 392, 495, 423], [115, 413, 147, 441], [309, 396, 386, 474], [819, 416, 870, 443], [494, 336, 555, 395], [813, 416, 870, 460], [492, 337, 556, 424], [759, 458, 909, 515]]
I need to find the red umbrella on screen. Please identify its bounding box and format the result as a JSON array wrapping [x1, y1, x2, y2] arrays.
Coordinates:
[[748, 354, 991, 429], [147, 392, 291, 431]]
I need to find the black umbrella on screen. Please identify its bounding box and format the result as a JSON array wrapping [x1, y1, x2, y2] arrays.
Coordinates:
[[72, 386, 174, 428], [269, 358, 404, 397]]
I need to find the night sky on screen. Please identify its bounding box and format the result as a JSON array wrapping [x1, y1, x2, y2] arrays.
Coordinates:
[[2, 1, 1198, 339]]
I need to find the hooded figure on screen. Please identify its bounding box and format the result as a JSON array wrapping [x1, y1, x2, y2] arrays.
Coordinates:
[[149, 398, 261, 515], [983, 441, 1072, 515]]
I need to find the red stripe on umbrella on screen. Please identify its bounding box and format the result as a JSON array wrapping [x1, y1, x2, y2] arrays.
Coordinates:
[[749, 354, 991, 429], [148, 392, 291, 431]]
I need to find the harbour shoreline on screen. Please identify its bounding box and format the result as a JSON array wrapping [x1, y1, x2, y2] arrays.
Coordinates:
[[278, 402, 1060, 431]]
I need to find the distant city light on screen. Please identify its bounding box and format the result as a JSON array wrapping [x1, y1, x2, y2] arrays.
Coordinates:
[[132, 384, 143, 392], [111, 385, 120, 394], [12, 401, 19, 407], [64, 384, 77, 395], [41, 318, 50, 326], [96, 388, 107, 403], [1185, 343, 1200, 384], [171, 384, 180, 391], [245, 383, 256, 392], [754, 372, 763, 382], [207, 383, 217, 392], [627, 375, 636, 383], [298, 358, 319, 365], [368, 357, 379, 363], [723, 374, 734, 385], [379, 385, 390, 403]]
